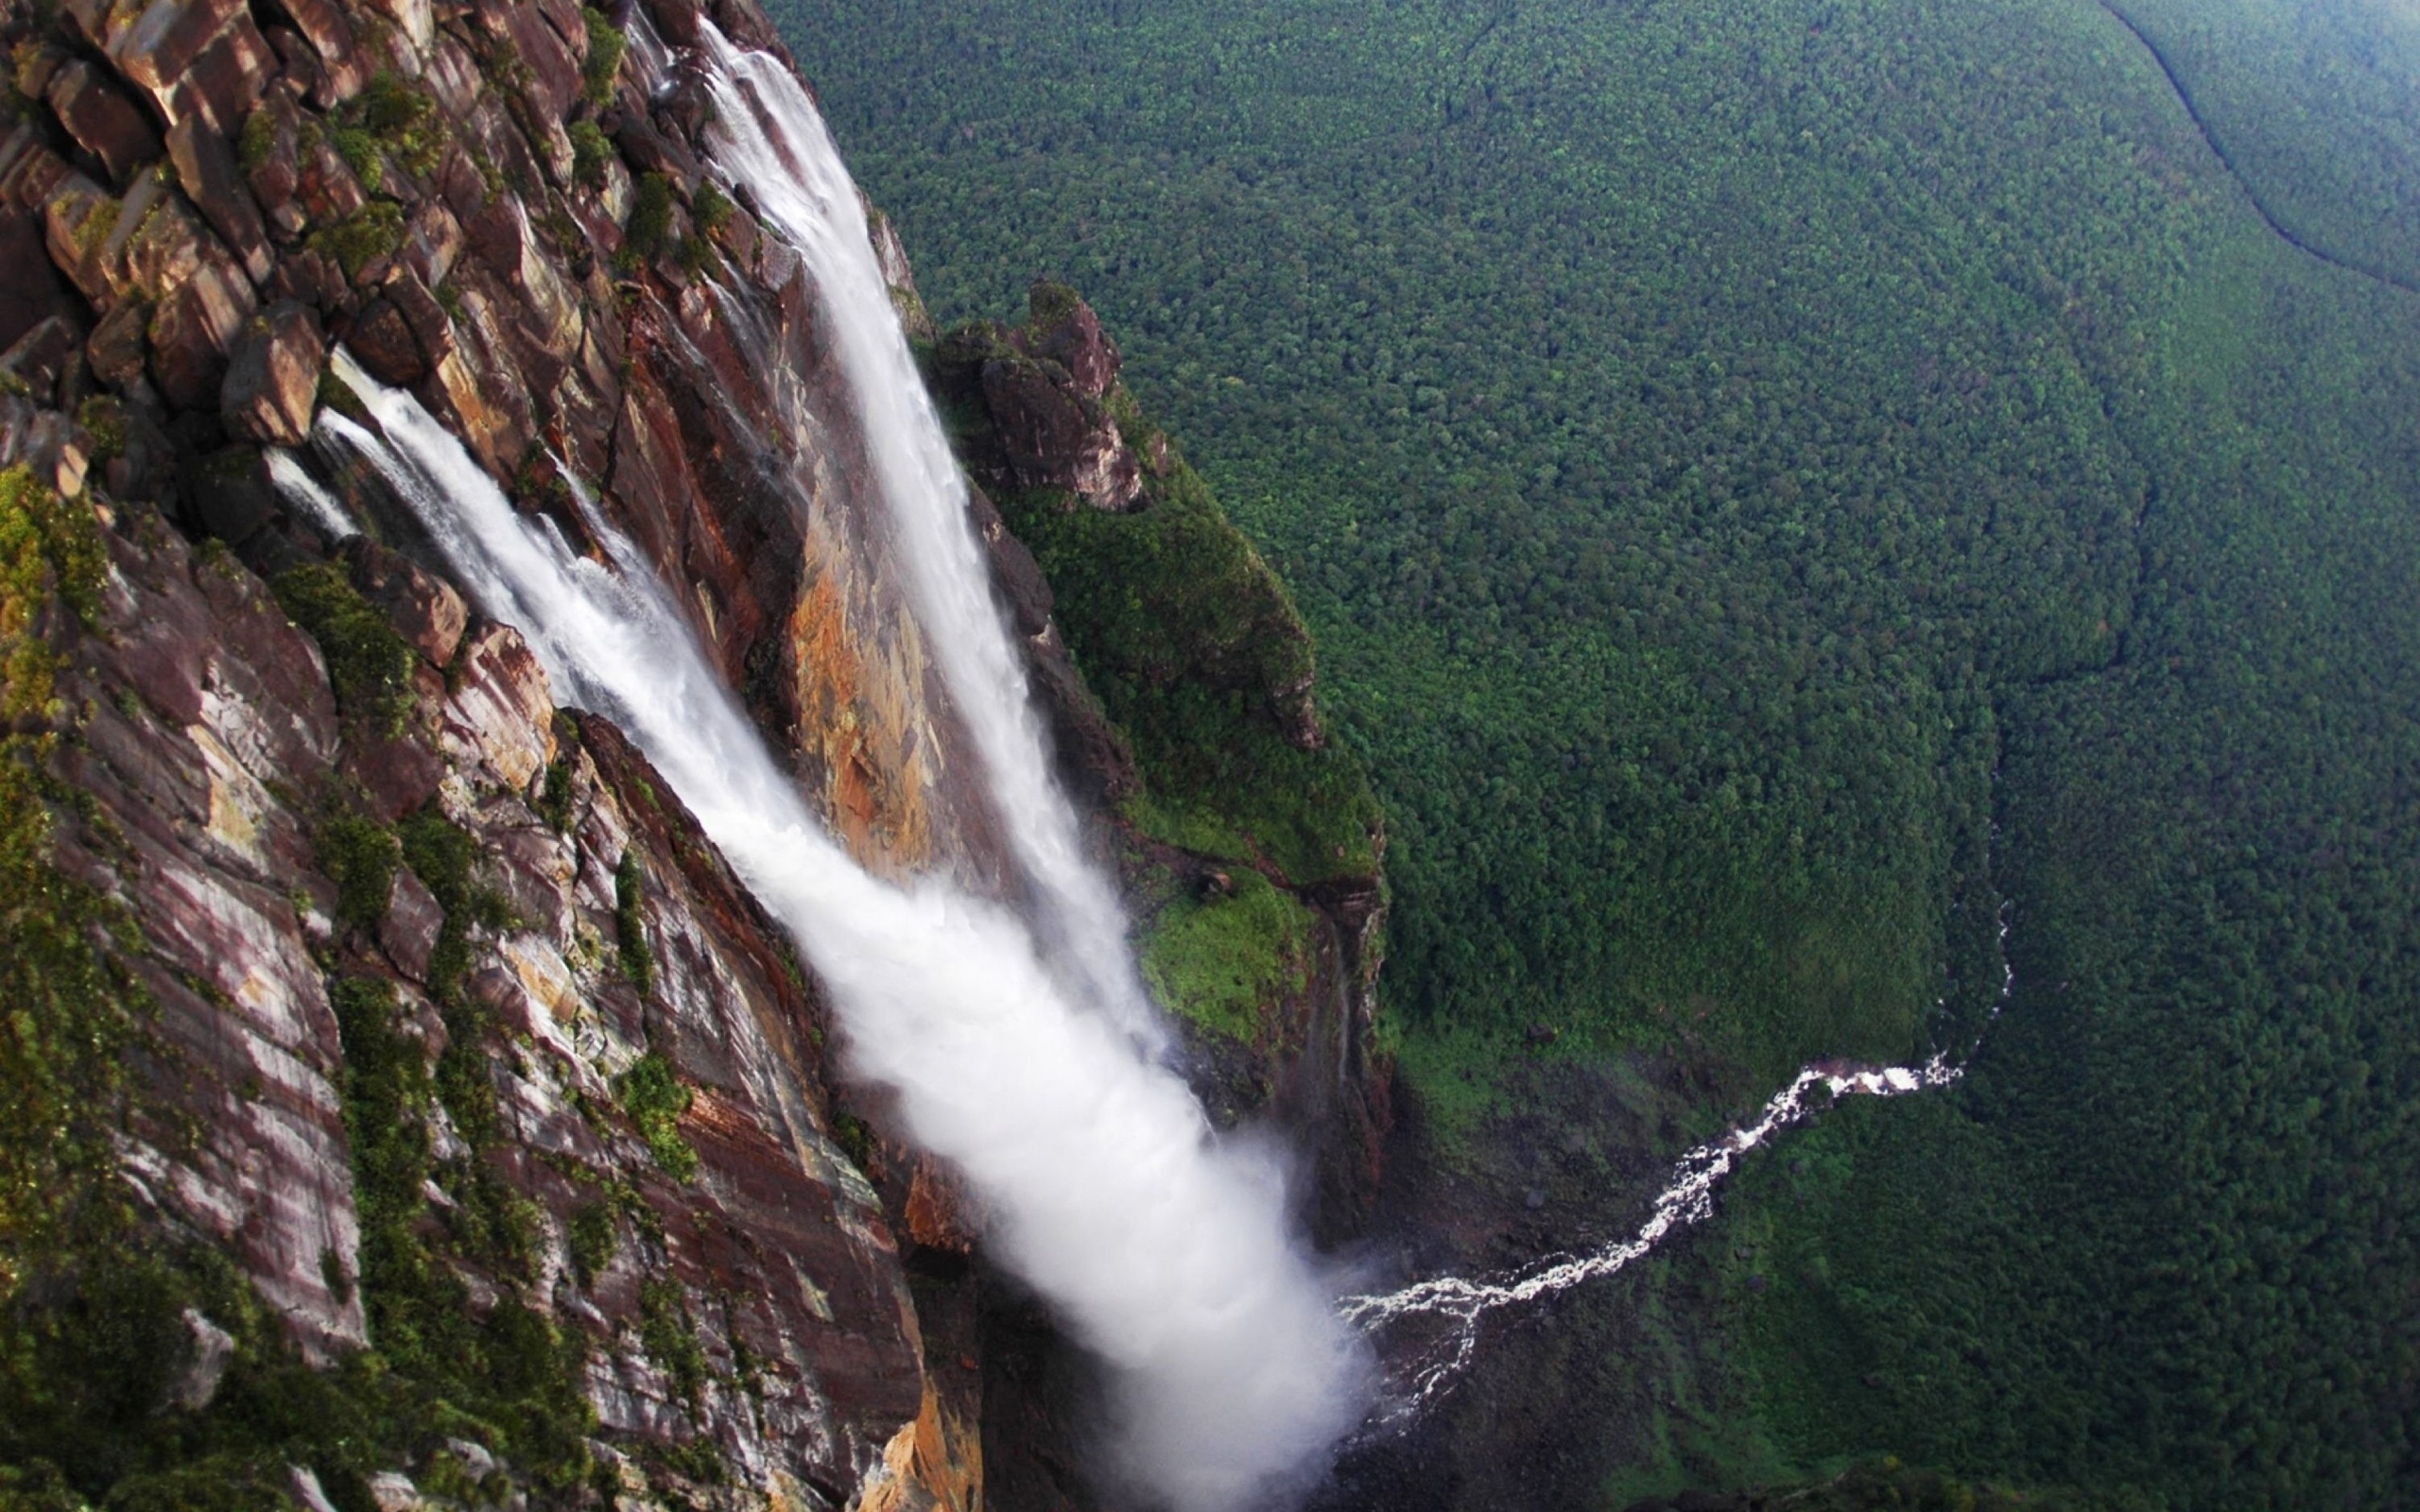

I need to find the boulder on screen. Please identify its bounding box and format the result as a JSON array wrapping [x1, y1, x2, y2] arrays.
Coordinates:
[[339, 535, 467, 666], [258, 0, 368, 107], [241, 94, 302, 223], [979, 354, 1142, 511], [47, 61, 163, 185], [104, 0, 279, 138], [87, 300, 153, 388], [148, 263, 258, 408], [167, 115, 274, 284], [220, 301, 323, 445], [0, 209, 81, 356], [185, 442, 277, 542], [343, 299, 424, 386], [2, 317, 88, 407]]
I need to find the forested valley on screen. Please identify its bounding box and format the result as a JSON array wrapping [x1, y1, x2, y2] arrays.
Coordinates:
[[777, 0, 2420, 1504]]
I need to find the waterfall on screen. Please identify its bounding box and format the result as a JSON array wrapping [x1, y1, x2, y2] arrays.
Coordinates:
[[688, 21, 1161, 1049], [309, 353, 1367, 1512]]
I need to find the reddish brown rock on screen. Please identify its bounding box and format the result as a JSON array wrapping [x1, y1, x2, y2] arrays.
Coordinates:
[[167, 115, 274, 284], [104, 0, 279, 138], [258, 0, 366, 107], [0, 206, 80, 354], [979, 354, 1143, 511], [339, 535, 467, 666], [1026, 282, 1120, 399], [86, 298, 152, 389], [343, 297, 425, 386], [641, 0, 703, 48], [148, 262, 258, 408], [220, 300, 322, 445], [185, 442, 278, 541], [1, 316, 86, 407], [47, 60, 163, 185], [379, 865, 445, 983], [240, 93, 302, 224]]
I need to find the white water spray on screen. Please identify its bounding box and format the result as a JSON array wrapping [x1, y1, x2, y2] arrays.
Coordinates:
[[309, 353, 1368, 1511], [689, 23, 1161, 1049]]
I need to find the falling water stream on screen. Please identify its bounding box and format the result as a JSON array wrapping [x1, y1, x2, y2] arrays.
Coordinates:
[[690, 21, 1162, 1049], [279, 22, 2021, 1494], [309, 352, 1366, 1512]]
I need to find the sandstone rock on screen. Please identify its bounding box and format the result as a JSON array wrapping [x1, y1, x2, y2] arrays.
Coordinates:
[[979, 354, 1143, 511], [259, 0, 368, 107], [361, 0, 435, 55], [1025, 281, 1119, 399], [642, 0, 703, 48], [293, 123, 368, 225], [87, 298, 154, 388], [401, 198, 462, 287], [104, 0, 278, 138], [264, 25, 328, 106], [149, 262, 258, 408], [241, 94, 302, 221], [339, 535, 468, 666], [220, 300, 323, 445], [185, 442, 277, 542], [344, 298, 425, 386], [387, 269, 456, 368], [11, 41, 66, 99], [43, 171, 122, 303], [47, 60, 163, 185], [381, 865, 445, 984], [2, 407, 93, 500], [2, 316, 86, 407], [167, 115, 274, 284], [0, 206, 81, 355]]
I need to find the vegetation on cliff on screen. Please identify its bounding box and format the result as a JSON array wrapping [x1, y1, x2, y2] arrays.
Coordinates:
[[921, 287, 1381, 1052]]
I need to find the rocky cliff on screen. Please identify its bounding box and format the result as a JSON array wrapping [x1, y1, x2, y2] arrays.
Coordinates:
[[0, 0, 1387, 1506]]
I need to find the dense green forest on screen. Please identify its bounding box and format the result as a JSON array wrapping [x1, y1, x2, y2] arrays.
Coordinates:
[[2111, 0, 2420, 291], [776, 0, 2420, 1504]]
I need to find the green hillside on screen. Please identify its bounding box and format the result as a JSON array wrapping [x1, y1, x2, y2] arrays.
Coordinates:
[[779, 0, 2420, 1503]]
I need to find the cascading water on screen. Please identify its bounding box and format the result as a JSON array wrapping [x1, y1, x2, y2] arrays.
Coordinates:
[[1340, 1056, 1962, 1424], [1343, 909, 2014, 1426], [687, 21, 1160, 1048], [307, 352, 1369, 1512]]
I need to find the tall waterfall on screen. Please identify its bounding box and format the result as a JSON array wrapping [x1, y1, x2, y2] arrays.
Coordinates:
[[690, 22, 1161, 1048], [313, 353, 1368, 1511]]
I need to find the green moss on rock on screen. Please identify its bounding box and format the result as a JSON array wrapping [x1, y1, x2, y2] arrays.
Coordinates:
[[272, 563, 417, 735], [615, 1053, 697, 1183], [1140, 869, 1319, 1043], [580, 9, 628, 107]]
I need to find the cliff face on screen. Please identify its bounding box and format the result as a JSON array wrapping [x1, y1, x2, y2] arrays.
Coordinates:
[[0, 0, 1384, 1506]]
